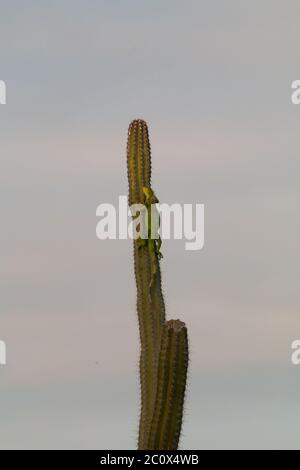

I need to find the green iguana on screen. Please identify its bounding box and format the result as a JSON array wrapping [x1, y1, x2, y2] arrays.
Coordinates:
[[137, 186, 163, 298]]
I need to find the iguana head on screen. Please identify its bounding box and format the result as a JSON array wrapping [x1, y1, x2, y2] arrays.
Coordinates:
[[143, 186, 159, 204]]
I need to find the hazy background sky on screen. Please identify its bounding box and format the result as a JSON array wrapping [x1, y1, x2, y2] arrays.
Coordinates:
[[0, 1, 299, 449]]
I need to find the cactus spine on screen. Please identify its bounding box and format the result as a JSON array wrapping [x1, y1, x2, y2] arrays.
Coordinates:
[[126, 119, 188, 450]]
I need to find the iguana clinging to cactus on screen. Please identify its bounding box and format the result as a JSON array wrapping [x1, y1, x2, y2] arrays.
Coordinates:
[[137, 186, 163, 296]]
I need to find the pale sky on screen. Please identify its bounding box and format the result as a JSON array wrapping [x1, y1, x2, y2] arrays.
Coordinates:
[[0, 1, 299, 449]]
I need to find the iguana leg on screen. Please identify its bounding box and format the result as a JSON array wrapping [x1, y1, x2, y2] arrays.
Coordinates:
[[156, 237, 163, 259]]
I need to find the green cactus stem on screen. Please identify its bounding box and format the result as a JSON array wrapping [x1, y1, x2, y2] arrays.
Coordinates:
[[148, 320, 188, 450], [126, 119, 188, 450], [127, 119, 166, 448]]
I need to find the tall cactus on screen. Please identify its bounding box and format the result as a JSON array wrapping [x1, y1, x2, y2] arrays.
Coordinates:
[[127, 119, 189, 450]]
